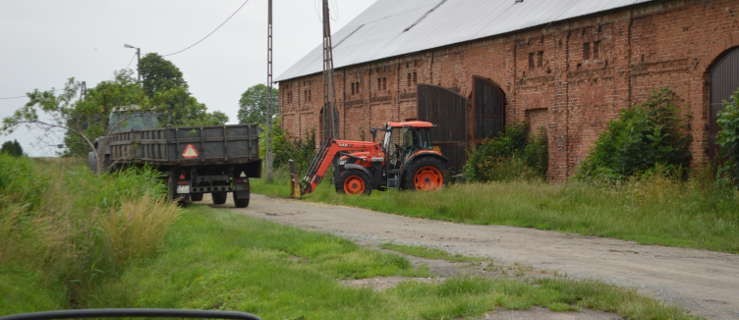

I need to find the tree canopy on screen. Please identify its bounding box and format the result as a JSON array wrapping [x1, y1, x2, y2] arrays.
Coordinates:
[[0, 140, 23, 157], [140, 53, 187, 97], [238, 84, 279, 125], [2, 53, 228, 157]]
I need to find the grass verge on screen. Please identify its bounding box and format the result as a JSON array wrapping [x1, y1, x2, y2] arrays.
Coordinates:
[[252, 170, 738, 253], [0, 155, 177, 312], [381, 243, 484, 263], [90, 205, 696, 320]]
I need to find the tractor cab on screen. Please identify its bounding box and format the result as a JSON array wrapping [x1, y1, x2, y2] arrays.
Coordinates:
[[382, 121, 436, 170]]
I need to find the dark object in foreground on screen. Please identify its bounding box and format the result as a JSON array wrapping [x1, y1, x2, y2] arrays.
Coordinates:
[[0, 309, 260, 320]]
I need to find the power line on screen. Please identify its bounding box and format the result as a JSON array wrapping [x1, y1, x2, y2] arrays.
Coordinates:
[[163, 0, 251, 57], [0, 95, 27, 101]]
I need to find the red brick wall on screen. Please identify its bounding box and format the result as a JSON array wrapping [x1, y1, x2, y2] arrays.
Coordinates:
[[280, 0, 739, 181]]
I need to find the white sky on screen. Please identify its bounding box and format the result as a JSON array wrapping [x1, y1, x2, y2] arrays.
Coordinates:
[[0, 0, 375, 156]]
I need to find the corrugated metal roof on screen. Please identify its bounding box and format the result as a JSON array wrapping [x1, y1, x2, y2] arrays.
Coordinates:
[[278, 0, 654, 81]]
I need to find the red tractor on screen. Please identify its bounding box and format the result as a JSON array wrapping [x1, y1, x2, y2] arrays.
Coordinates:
[[294, 120, 449, 196]]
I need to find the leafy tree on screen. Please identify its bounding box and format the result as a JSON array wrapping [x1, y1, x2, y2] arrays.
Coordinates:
[[0, 140, 23, 157], [139, 53, 187, 97], [140, 54, 227, 127], [578, 88, 692, 182], [1, 78, 96, 158], [716, 88, 739, 187], [238, 84, 279, 125], [64, 70, 148, 156]]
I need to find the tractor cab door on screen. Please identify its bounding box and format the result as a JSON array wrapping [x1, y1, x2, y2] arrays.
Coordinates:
[[384, 127, 432, 169]]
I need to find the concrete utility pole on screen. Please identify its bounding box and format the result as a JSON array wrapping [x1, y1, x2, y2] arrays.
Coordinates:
[[264, 0, 275, 182], [321, 0, 338, 142]]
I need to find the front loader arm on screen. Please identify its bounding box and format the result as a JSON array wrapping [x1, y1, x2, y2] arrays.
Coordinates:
[[298, 139, 380, 196]]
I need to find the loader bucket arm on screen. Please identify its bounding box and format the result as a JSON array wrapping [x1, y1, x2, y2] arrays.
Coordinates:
[[294, 139, 381, 197]]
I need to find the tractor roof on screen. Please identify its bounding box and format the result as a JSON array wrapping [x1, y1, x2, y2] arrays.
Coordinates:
[[387, 121, 434, 128]]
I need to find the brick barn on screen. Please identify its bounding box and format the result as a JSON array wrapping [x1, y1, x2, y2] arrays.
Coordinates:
[[277, 0, 739, 181]]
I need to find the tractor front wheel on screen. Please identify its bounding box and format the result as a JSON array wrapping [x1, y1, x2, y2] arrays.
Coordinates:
[[335, 170, 372, 195], [403, 157, 447, 191]]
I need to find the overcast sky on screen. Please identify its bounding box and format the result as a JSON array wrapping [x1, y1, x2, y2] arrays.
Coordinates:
[[0, 0, 375, 156]]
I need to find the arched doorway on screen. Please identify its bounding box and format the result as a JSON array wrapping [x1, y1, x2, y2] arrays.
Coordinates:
[[417, 84, 468, 173], [708, 46, 739, 159], [472, 77, 506, 145]]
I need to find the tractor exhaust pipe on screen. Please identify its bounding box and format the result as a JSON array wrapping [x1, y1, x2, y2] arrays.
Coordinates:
[[288, 159, 301, 199]]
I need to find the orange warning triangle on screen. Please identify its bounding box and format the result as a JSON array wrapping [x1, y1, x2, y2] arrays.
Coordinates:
[[182, 144, 199, 159]]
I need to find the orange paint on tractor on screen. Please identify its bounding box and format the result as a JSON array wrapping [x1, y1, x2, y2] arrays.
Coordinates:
[[294, 120, 449, 197]]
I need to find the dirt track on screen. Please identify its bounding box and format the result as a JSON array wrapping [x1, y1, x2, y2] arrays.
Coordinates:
[[233, 194, 738, 320]]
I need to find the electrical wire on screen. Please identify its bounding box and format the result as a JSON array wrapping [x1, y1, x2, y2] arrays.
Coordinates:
[[0, 95, 27, 101], [163, 0, 251, 57]]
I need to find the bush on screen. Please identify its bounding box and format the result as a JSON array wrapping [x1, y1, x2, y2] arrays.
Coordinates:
[[260, 119, 316, 173], [578, 88, 691, 182], [716, 88, 739, 187], [464, 124, 548, 182]]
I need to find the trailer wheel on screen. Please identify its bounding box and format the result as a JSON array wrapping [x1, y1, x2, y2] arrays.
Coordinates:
[[402, 157, 447, 191], [336, 170, 372, 195], [212, 192, 227, 205], [190, 193, 203, 202], [233, 193, 249, 208]]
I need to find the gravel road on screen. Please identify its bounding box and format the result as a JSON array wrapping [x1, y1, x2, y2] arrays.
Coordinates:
[[233, 194, 738, 320]]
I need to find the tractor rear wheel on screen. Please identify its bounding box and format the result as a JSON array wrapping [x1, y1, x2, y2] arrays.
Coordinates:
[[336, 170, 372, 195], [403, 157, 447, 191]]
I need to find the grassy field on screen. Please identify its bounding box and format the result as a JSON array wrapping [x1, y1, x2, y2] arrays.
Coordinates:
[[253, 171, 739, 253], [89, 206, 695, 320], [0, 157, 700, 319]]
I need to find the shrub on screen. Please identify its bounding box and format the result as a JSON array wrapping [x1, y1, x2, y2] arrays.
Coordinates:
[[464, 124, 548, 182], [260, 119, 316, 172], [716, 88, 739, 187], [578, 88, 691, 182]]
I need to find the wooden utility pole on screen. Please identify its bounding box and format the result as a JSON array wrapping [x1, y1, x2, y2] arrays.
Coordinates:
[[321, 0, 338, 142], [265, 0, 275, 182]]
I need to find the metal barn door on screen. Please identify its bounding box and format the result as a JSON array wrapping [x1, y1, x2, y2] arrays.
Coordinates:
[[473, 77, 506, 143], [417, 84, 468, 173], [709, 47, 739, 159]]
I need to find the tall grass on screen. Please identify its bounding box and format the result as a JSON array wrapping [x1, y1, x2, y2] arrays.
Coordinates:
[[253, 170, 739, 253], [0, 155, 178, 311]]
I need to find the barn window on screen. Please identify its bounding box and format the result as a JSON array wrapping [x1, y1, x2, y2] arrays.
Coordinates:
[[407, 72, 412, 86], [528, 52, 535, 69], [413, 72, 418, 84], [383, 77, 388, 90], [593, 40, 601, 59], [536, 51, 543, 67], [583, 42, 591, 60]]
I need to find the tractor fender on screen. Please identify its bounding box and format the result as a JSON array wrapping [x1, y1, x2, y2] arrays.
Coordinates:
[[405, 151, 448, 167], [339, 163, 373, 178], [400, 152, 449, 183]]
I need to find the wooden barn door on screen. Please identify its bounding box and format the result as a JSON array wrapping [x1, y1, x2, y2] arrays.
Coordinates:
[[417, 84, 468, 173], [472, 77, 506, 145], [709, 47, 739, 159]]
